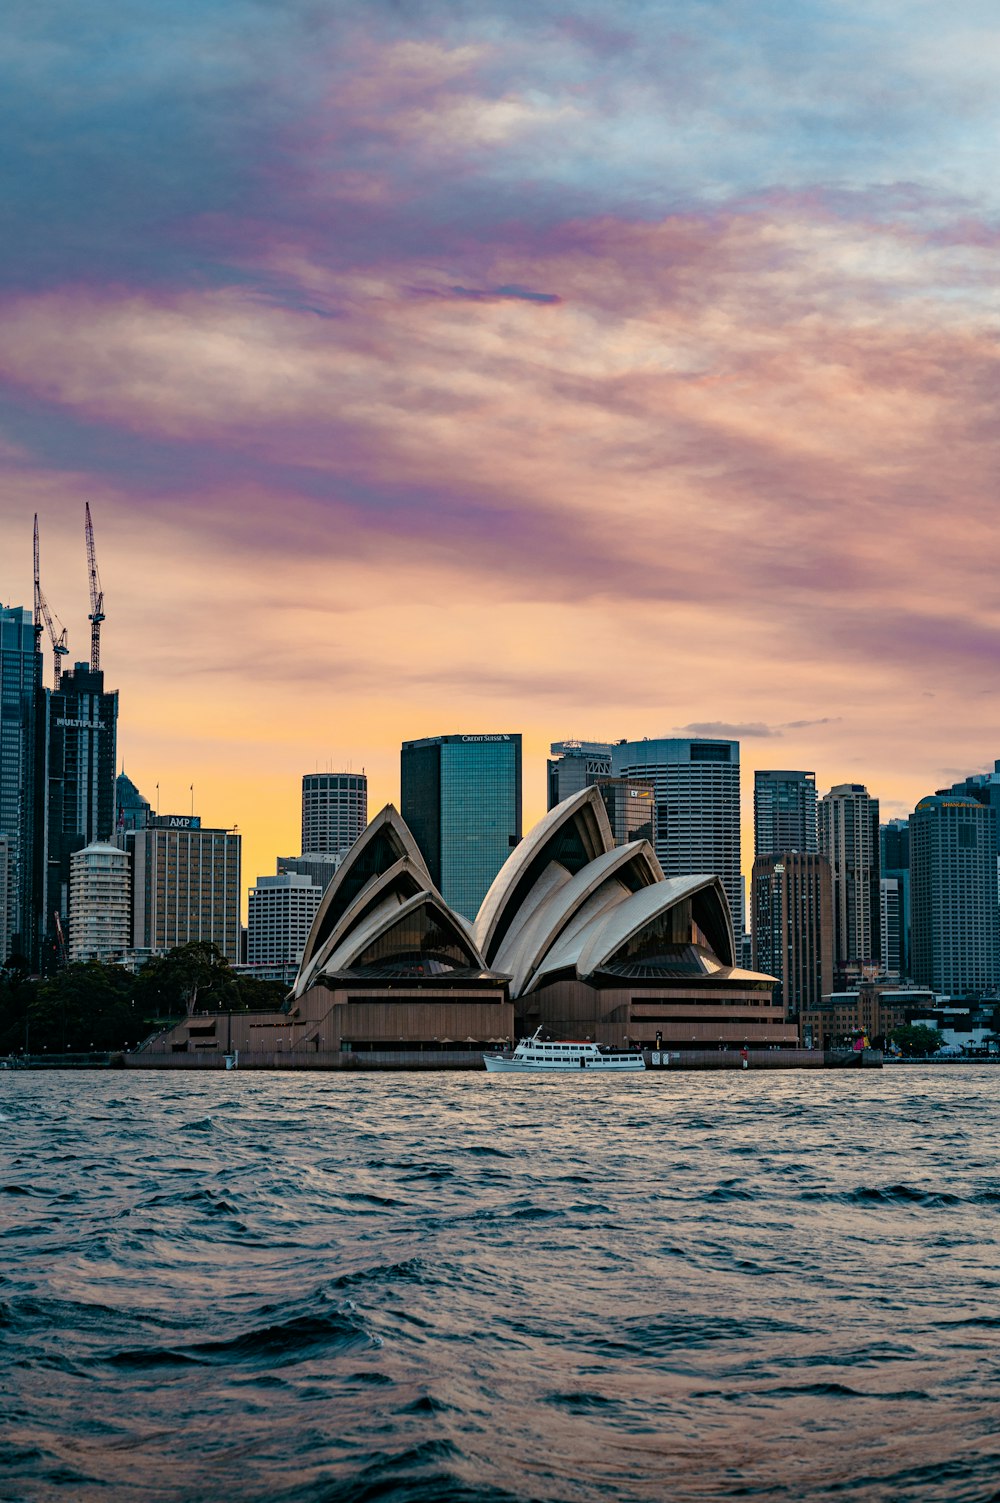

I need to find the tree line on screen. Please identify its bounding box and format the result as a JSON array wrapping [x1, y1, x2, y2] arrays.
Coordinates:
[[0, 943, 288, 1056]]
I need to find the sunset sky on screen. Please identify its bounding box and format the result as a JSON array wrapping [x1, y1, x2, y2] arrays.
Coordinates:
[[3, 1, 1000, 902]]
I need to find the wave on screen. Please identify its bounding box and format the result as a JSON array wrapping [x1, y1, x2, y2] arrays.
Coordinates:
[[311, 1473, 527, 1503], [331, 1258, 430, 1291], [543, 1390, 617, 1411], [799, 1184, 963, 1207], [846, 1184, 962, 1207], [583, 1312, 808, 1355], [110, 1308, 376, 1369], [142, 1188, 240, 1214], [759, 1380, 931, 1400], [310, 1441, 528, 1503], [703, 1178, 758, 1201]]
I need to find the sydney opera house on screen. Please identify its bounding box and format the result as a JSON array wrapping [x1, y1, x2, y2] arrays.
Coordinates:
[[138, 787, 796, 1065]]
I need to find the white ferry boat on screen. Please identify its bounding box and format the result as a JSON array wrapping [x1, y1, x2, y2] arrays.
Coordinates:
[[483, 1029, 645, 1073]]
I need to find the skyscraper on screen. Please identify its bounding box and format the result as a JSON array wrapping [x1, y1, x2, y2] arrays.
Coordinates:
[[36, 660, 118, 967], [751, 852, 834, 1019], [547, 741, 613, 808], [754, 770, 817, 857], [247, 871, 323, 973], [128, 813, 241, 962], [940, 760, 1000, 854], [910, 794, 1000, 998], [401, 733, 522, 919], [880, 818, 910, 975], [0, 834, 8, 959], [611, 737, 742, 935], [593, 777, 656, 848], [0, 605, 41, 963], [880, 877, 901, 976], [818, 783, 880, 979], [301, 772, 367, 854]]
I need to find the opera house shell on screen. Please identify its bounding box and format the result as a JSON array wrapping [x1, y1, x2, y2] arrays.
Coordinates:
[[137, 787, 793, 1066], [468, 786, 793, 1049]]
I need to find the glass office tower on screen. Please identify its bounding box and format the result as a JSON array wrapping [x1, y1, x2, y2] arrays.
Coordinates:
[[401, 733, 522, 920], [754, 770, 818, 857], [910, 794, 1000, 997], [593, 777, 656, 848], [880, 818, 910, 976], [37, 660, 118, 968], [0, 606, 41, 963]]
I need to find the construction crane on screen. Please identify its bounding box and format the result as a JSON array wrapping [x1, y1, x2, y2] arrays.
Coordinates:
[[32, 514, 69, 690], [53, 911, 68, 968], [84, 501, 105, 673]]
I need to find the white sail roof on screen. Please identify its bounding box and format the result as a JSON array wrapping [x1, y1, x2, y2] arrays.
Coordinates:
[[493, 839, 663, 995], [527, 873, 735, 993], [474, 786, 614, 964], [293, 805, 433, 996]]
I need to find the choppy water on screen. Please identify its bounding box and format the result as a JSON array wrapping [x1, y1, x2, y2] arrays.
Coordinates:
[[3, 1068, 1000, 1503]]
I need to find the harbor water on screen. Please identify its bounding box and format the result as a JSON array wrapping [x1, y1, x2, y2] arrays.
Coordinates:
[[3, 1068, 999, 1502]]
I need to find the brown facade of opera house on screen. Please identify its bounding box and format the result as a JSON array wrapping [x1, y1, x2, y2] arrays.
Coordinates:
[[134, 789, 795, 1066], [165, 976, 512, 1060], [521, 975, 788, 1051]]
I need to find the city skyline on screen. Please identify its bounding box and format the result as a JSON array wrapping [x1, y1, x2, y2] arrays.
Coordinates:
[[6, 586, 1000, 923], [3, 4, 1000, 911]]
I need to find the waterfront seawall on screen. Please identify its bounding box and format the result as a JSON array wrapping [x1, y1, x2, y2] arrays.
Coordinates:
[[644, 1048, 883, 1070], [124, 1049, 487, 1071], [121, 1046, 883, 1071]]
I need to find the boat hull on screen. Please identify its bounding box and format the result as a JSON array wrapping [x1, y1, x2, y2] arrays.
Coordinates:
[[484, 1054, 645, 1073]]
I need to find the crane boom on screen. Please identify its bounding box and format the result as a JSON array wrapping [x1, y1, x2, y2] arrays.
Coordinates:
[[53, 911, 68, 968], [33, 514, 69, 689], [32, 515, 43, 652], [84, 502, 105, 673]]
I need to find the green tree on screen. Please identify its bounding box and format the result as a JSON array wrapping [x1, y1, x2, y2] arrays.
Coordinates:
[[0, 961, 37, 1054], [235, 975, 289, 1011], [133, 943, 288, 1022], [133, 942, 240, 1020], [890, 1023, 945, 1057], [29, 961, 137, 1053]]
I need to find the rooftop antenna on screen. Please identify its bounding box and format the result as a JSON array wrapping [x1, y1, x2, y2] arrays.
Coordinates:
[[33, 514, 69, 689], [84, 501, 105, 672]]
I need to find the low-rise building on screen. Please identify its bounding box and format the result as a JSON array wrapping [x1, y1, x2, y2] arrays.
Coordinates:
[[801, 984, 937, 1049]]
